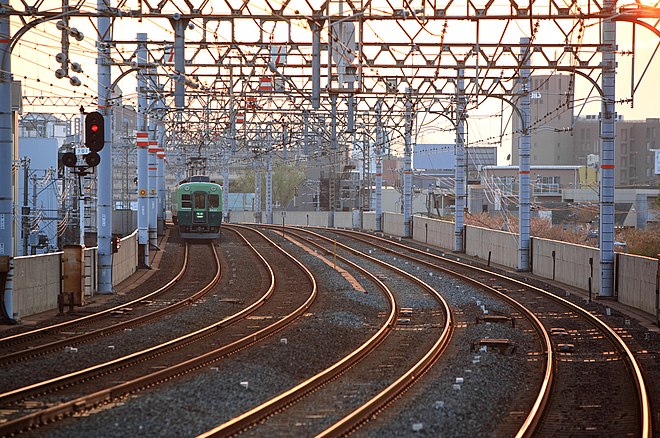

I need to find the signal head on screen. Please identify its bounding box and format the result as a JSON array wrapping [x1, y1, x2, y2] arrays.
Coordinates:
[[61, 152, 77, 167], [85, 152, 101, 167], [85, 112, 105, 152]]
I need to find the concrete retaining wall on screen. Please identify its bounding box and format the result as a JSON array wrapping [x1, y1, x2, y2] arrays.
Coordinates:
[[334, 212, 354, 228], [113, 231, 138, 286], [465, 225, 518, 269], [617, 254, 657, 316], [228, 211, 260, 223], [12, 253, 61, 318], [363, 212, 375, 231], [383, 212, 405, 237], [531, 238, 601, 293], [412, 216, 454, 250]]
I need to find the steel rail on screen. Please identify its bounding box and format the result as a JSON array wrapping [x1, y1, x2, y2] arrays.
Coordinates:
[[327, 227, 651, 438], [299, 227, 548, 437], [0, 226, 312, 436], [0, 243, 219, 405], [200, 225, 453, 437], [199, 227, 398, 437], [0, 242, 189, 350], [0, 245, 215, 365]]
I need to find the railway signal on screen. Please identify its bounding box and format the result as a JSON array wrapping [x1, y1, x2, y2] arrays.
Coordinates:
[[84, 112, 104, 168], [111, 236, 121, 253]]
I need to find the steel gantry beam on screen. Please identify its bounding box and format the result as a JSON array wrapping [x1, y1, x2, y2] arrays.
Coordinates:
[[4, 0, 659, 301]]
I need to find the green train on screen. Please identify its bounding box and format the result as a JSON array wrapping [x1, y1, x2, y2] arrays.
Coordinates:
[[171, 176, 222, 240]]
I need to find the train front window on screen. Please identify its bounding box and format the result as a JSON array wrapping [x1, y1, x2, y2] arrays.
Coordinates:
[[194, 192, 206, 209], [181, 194, 192, 209], [209, 194, 219, 209]]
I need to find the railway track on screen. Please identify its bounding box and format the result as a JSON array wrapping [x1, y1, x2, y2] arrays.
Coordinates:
[[0, 226, 316, 436], [312, 227, 652, 437], [0, 241, 189, 365], [199, 226, 454, 436]]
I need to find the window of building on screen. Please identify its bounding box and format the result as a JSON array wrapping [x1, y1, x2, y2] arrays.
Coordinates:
[[535, 176, 560, 193]]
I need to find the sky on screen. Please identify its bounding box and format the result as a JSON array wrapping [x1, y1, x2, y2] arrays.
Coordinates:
[[8, 0, 660, 165]]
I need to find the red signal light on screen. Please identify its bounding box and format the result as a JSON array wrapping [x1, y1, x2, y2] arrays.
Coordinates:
[[91, 124, 99, 132]]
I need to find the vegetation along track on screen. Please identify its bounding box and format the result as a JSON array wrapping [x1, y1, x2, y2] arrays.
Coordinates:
[[318, 227, 651, 437], [0, 225, 318, 436], [199, 225, 453, 437], [0, 242, 190, 365]]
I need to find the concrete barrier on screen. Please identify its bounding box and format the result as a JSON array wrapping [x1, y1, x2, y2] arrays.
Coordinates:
[[531, 238, 601, 293], [363, 212, 375, 231], [412, 216, 454, 250], [465, 225, 518, 269], [12, 252, 61, 318], [334, 212, 353, 228], [383, 212, 405, 237], [617, 254, 658, 316], [112, 231, 138, 286], [229, 211, 260, 223]]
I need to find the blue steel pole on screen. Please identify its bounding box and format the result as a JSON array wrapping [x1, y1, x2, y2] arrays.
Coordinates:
[[147, 63, 158, 248], [454, 68, 466, 252], [147, 69, 158, 249], [148, 138, 158, 249], [136, 33, 149, 267], [375, 100, 383, 232], [600, 1, 616, 296], [518, 38, 531, 271], [403, 89, 413, 238], [0, 0, 15, 317], [97, 0, 113, 293], [156, 101, 166, 235]]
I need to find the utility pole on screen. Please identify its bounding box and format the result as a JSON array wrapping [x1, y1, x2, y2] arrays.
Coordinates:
[[97, 0, 113, 292], [254, 137, 262, 223], [156, 95, 166, 236], [599, 0, 617, 296], [454, 68, 466, 252], [265, 126, 273, 225], [0, 0, 15, 319], [21, 158, 29, 256], [375, 99, 383, 232], [403, 89, 413, 238], [310, 15, 322, 110], [518, 38, 531, 271], [362, 127, 370, 211], [136, 33, 150, 268], [147, 67, 158, 251]]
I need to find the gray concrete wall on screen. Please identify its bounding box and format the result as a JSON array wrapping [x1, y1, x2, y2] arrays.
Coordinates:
[[465, 225, 518, 269], [12, 252, 61, 319], [228, 211, 261, 223], [334, 212, 354, 228], [531, 238, 601, 293], [617, 254, 657, 316], [412, 216, 454, 250], [112, 231, 138, 286], [383, 212, 405, 237], [113, 210, 137, 236], [363, 212, 375, 231]]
